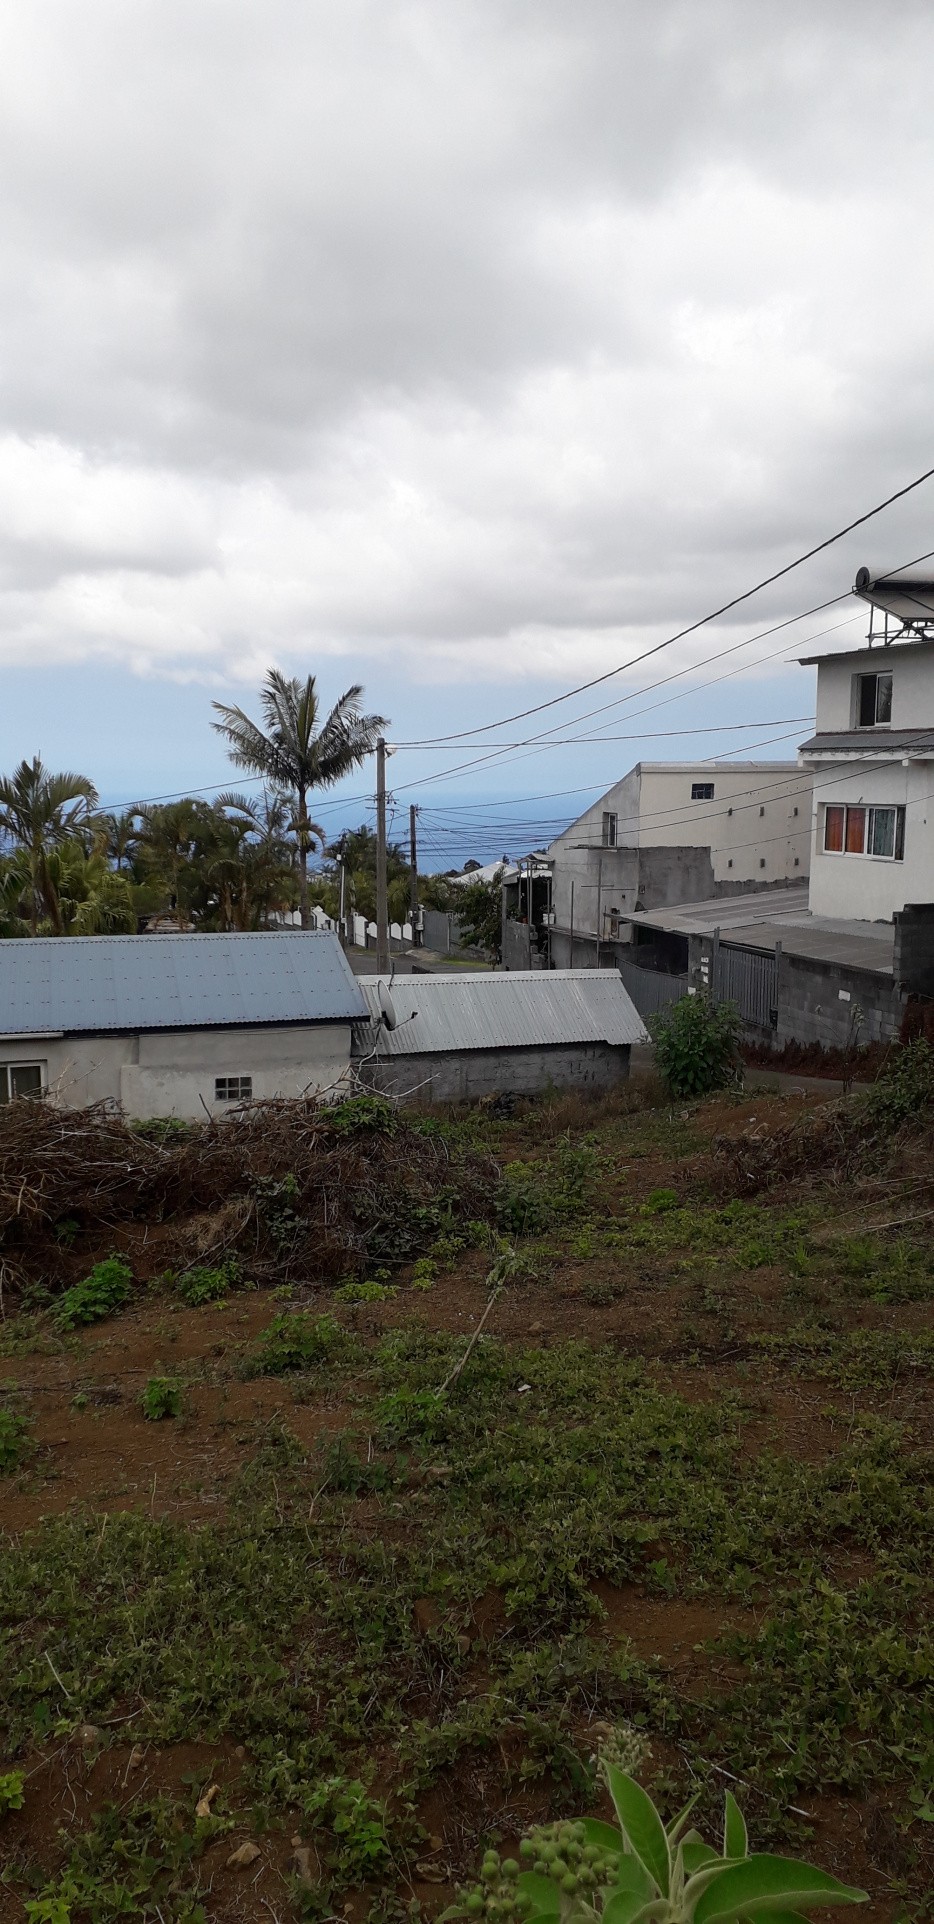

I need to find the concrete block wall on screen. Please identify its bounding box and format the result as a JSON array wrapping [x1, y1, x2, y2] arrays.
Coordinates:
[[360, 1042, 631, 1104]]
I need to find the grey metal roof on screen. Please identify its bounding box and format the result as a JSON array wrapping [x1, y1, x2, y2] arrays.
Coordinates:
[[627, 888, 895, 975], [799, 729, 934, 755], [0, 932, 368, 1035], [799, 636, 934, 666], [354, 970, 647, 1056]]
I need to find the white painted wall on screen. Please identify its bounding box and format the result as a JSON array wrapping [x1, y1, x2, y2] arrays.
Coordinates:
[[807, 760, 934, 919], [0, 1024, 353, 1118], [812, 638, 934, 731], [546, 763, 811, 934]]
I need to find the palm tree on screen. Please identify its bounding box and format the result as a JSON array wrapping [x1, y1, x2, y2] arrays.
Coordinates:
[[206, 792, 297, 930], [212, 671, 387, 927], [0, 757, 98, 935]]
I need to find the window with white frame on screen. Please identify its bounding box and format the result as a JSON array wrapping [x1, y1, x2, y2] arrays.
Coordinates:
[[691, 782, 714, 801], [0, 1063, 44, 1102], [823, 804, 905, 860], [601, 811, 618, 847], [855, 671, 892, 727], [215, 1075, 253, 1102]]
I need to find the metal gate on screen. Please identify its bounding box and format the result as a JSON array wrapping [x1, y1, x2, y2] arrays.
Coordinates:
[[617, 957, 690, 1020], [713, 941, 779, 1032]]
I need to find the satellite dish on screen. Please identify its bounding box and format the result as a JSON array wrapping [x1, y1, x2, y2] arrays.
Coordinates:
[[378, 980, 398, 1030], [854, 566, 870, 592]]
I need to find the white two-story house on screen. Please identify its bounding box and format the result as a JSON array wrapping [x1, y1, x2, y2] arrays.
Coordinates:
[[799, 568, 934, 920]]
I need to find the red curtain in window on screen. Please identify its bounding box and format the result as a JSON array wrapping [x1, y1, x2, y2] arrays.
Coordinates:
[[845, 807, 866, 853], [824, 806, 844, 852]]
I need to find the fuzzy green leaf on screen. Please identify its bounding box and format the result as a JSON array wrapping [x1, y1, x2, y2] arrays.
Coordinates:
[[581, 1819, 626, 1856], [667, 1792, 701, 1843], [602, 1893, 653, 1924], [605, 1767, 671, 1899], [693, 1855, 867, 1923], [682, 1839, 721, 1876], [516, 1875, 559, 1914], [723, 1791, 748, 1861]]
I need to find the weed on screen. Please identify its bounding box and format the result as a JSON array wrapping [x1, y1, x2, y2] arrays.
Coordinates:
[[0, 1403, 31, 1471], [327, 1093, 399, 1136], [0, 1767, 25, 1813], [333, 1279, 397, 1303], [51, 1217, 79, 1247], [53, 1256, 132, 1330], [244, 1310, 358, 1376], [141, 1377, 182, 1421], [650, 993, 742, 1098], [410, 1256, 437, 1290], [866, 1039, 934, 1129], [253, 1171, 303, 1251], [130, 1116, 196, 1143], [173, 1258, 244, 1305]]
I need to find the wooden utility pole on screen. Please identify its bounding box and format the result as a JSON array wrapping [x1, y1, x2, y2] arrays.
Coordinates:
[[409, 805, 419, 937], [375, 738, 390, 972]]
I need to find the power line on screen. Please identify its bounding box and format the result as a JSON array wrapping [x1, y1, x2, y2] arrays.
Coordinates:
[[395, 464, 934, 744]]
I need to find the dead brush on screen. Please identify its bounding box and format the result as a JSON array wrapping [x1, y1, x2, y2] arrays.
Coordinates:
[[0, 1095, 499, 1304]]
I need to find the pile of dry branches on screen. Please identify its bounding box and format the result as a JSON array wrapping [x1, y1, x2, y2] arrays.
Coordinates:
[[0, 1095, 497, 1299]]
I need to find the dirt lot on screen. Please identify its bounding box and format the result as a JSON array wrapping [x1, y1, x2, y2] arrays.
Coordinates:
[[0, 1078, 931, 1922]]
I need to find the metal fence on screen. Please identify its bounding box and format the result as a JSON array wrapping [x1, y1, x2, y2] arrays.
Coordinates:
[[617, 957, 689, 1019]]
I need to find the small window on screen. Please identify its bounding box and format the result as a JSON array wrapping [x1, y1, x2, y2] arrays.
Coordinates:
[[856, 671, 893, 727], [0, 1063, 44, 1102], [601, 811, 617, 848], [215, 1076, 253, 1103], [759, 806, 765, 817], [759, 857, 766, 868], [691, 782, 714, 801]]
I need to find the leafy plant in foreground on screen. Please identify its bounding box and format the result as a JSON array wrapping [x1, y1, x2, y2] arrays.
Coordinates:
[[450, 1767, 866, 1924], [0, 1766, 25, 1813], [650, 995, 742, 1100], [140, 1377, 182, 1421], [174, 1259, 243, 1306], [53, 1257, 132, 1329], [244, 1310, 356, 1376], [0, 1405, 31, 1471]]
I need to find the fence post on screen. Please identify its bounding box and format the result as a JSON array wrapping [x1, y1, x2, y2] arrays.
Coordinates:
[[711, 926, 720, 1002]]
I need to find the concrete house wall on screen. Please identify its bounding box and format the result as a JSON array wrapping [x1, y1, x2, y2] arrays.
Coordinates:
[[546, 763, 811, 955], [0, 1023, 352, 1119], [804, 643, 934, 920]]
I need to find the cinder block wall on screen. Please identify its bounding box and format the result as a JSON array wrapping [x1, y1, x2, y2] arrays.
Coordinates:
[[360, 1043, 630, 1104]]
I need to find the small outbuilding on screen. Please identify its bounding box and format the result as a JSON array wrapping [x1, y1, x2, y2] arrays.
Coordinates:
[[352, 969, 647, 1103], [0, 932, 368, 1119]]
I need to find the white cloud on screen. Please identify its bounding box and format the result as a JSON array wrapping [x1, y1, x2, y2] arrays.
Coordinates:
[[1, 0, 934, 708]]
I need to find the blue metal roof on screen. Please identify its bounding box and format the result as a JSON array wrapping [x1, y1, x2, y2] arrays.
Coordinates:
[[0, 932, 369, 1035]]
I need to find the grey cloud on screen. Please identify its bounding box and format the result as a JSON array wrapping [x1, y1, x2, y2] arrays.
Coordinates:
[[0, 0, 933, 691]]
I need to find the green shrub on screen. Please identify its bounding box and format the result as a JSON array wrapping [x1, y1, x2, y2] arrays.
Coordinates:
[[650, 993, 742, 1099], [410, 1256, 437, 1290], [53, 1257, 132, 1330], [0, 1406, 31, 1472], [326, 1093, 398, 1136], [451, 1767, 865, 1924], [0, 1767, 25, 1814], [174, 1259, 243, 1306], [332, 1278, 397, 1303], [140, 1378, 182, 1421], [245, 1311, 355, 1377], [866, 1038, 934, 1129]]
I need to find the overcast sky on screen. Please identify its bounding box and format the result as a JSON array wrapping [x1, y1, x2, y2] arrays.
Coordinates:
[[2, 0, 934, 854]]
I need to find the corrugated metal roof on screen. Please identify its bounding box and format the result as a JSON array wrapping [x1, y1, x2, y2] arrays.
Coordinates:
[[0, 932, 368, 1035], [354, 970, 647, 1056]]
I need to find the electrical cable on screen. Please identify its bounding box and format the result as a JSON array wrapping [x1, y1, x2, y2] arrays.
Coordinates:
[[390, 464, 934, 744]]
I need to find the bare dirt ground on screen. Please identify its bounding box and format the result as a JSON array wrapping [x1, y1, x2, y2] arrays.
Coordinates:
[[1, 1077, 931, 1922]]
